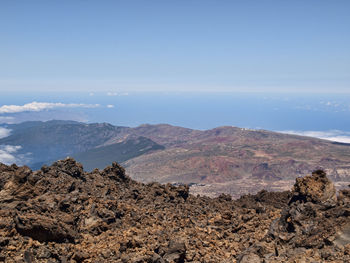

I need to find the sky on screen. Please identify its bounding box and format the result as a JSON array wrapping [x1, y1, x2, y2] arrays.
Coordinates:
[[1, 0, 350, 93], [0, 0, 350, 145]]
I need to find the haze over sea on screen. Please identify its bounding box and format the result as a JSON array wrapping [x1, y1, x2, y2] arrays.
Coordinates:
[[1, 91, 350, 143]]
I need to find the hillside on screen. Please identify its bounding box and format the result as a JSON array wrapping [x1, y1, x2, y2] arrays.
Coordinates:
[[1, 121, 350, 197], [0, 159, 349, 262], [0, 120, 127, 166], [73, 136, 165, 171], [123, 126, 350, 198]]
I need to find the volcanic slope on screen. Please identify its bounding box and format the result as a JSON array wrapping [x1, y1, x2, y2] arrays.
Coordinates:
[[0, 120, 127, 167], [123, 126, 350, 198], [2, 121, 350, 197], [0, 159, 350, 262], [0, 121, 164, 170]]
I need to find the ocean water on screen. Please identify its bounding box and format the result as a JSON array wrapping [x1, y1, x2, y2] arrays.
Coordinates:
[[1, 92, 350, 137]]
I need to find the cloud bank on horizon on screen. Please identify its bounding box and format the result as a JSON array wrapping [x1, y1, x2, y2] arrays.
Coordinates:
[[0, 102, 100, 114], [281, 130, 350, 144], [0, 127, 11, 139], [0, 128, 24, 165], [0, 145, 29, 166]]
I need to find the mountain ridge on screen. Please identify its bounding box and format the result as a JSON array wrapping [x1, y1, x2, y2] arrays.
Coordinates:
[[1, 120, 350, 197]]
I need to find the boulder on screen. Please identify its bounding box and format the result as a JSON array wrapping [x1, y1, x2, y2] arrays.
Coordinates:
[[290, 169, 337, 205]]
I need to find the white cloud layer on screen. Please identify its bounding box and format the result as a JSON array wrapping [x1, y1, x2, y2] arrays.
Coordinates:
[[0, 128, 11, 139], [280, 130, 350, 144], [107, 104, 115, 108], [0, 102, 100, 114], [0, 145, 26, 165]]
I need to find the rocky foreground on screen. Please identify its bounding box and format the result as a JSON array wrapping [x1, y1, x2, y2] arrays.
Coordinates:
[[0, 159, 350, 262]]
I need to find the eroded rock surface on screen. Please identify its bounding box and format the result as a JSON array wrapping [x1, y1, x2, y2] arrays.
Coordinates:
[[0, 158, 349, 262], [239, 169, 350, 262]]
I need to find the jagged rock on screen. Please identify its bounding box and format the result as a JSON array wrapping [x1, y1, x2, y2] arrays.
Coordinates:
[[163, 240, 186, 263], [14, 214, 77, 243], [51, 158, 84, 178], [13, 166, 32, 184], [176, 185, 189, 201], [338, 188, 350, 205], [290, 169, 337, 205], [265, 170, 343, 249], [102, 162, 129, 182], [72, 251, 89, 262], [1, 161, 350, 262], [234, 170, 350, 261]]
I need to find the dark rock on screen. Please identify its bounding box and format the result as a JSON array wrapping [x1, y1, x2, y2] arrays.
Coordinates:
[[13, 166, 32, 184], [23, 250, 34, 263], [102, 162, 129, 182], [238, 253, 262, 263], [15, 215, 77, 243], [176, 185, 189, 201], [151, 253, 165, 263], [72, 251, 89, 263], [163, 240, 186, 263], [51, 158, 84, 178], [0, 237, 9, 246]]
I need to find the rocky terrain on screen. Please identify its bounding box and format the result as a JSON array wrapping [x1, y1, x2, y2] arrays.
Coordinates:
[[2, 120, 350, 197], [1, 158, 350, 262]]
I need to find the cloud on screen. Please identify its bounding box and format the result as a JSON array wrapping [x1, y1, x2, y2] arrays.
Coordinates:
[[280, 130, 350, 144], [107, 104, 115, 108], [0, 102, 100, 114], [0, 145, 29, 165], [2, 145, 21, 153], [0, 127, 11, 139]]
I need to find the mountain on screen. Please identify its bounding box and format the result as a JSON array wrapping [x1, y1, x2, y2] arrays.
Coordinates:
[[0, 159, 349, 261], [1, 120, 350, 197], [123, 126, 350, 198], [103, 123, 202, 147], [0, 120, 127, 166]]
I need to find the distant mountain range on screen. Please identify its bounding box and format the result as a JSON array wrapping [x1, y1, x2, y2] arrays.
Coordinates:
[[1, 120, 350, 197]]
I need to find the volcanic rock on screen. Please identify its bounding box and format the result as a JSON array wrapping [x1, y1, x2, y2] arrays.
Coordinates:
[[290, 169, 337, 205], [238, 169, 350, 262], [0, 158, 350, 262]]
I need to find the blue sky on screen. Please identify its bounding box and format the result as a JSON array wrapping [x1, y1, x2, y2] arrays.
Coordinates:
[[1, 0, 349, 93]]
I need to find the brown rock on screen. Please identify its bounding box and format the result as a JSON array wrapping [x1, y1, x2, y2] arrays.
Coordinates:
[[1, 160, 350, 262], [291, 169, 337, 204], [238, 253, 262, 263], [14, 214, 77, 243]]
